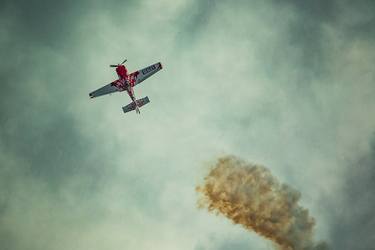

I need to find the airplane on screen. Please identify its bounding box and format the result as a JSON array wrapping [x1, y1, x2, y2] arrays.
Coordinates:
[[89, 59, 163, 114]]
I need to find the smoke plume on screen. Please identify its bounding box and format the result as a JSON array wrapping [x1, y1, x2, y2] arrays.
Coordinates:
[[196, 155, 327, 250]]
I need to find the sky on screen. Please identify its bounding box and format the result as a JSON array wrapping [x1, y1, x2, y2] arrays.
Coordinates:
[[0, 0, 374, 249]]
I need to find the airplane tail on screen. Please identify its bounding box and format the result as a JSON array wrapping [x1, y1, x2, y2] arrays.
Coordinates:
[[122, 96, 150, 114]]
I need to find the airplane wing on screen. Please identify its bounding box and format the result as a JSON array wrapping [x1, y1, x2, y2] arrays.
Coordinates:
[[89, 82, 118, 98], [128, 62, 162, 87]]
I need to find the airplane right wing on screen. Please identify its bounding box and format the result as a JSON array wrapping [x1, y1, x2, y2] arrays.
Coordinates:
[[128, 62, 162, 87], [89, 82, 119, 98]]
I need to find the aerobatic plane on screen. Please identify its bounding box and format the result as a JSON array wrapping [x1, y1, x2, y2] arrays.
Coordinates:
[[89, 59, 162, 114]]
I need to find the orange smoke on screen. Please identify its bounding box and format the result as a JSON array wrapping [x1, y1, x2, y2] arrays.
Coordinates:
[[196, 155, 327, 250]]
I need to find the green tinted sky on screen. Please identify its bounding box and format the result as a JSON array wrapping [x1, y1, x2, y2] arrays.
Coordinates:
[[1, 0, 375, 249]]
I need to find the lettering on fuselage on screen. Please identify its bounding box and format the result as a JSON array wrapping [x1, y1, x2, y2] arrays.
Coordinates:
[[142, 65, 156, 75]]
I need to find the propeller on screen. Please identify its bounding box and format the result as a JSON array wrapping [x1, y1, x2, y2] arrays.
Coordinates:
[[110, 59, 127, 67]]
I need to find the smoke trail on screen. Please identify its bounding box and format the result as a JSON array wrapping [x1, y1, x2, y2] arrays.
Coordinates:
[[196, 155, 328, 250]]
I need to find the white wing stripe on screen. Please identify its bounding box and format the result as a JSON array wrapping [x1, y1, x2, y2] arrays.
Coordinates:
[[89, 83, 118, 98], [134, 62, 162, 86]]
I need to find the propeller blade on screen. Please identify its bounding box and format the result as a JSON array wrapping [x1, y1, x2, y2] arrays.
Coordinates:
[[110, 59, 126, 67]]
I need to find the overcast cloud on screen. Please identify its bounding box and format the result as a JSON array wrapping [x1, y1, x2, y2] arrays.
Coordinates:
[[0, 0, 374, 249]]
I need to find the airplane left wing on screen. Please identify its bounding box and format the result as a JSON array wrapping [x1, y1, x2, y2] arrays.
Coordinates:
[[89, 82, 118, 98], [128, 62, 162, 87]]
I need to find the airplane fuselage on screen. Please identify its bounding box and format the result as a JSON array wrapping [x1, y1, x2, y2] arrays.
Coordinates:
[[113, 65, 139, 113]]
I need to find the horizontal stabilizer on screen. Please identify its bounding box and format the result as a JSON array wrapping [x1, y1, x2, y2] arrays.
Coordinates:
[[122, 96, 150, 113]]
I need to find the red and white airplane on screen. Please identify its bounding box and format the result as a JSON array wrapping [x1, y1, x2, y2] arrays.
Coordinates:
[[89, 59, 162, 114]]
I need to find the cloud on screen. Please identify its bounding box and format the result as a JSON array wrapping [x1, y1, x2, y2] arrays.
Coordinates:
[[327, 138, 375, 249], [0, 0, 374, 249]]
